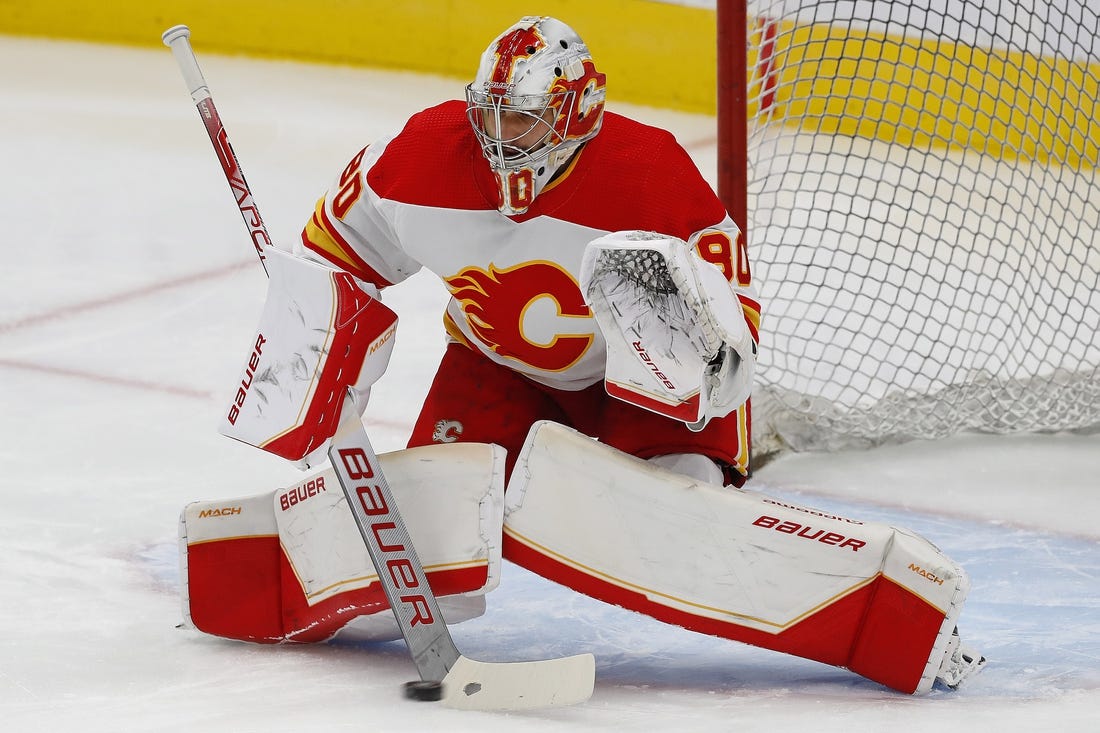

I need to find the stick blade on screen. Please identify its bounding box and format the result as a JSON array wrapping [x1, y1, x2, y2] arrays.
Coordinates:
[[440, 653, 596, 711]]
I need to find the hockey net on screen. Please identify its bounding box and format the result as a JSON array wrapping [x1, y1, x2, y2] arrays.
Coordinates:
[[725, 1, 1100, 455]]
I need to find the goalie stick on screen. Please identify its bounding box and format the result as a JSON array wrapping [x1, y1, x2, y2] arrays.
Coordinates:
[[161, 24, 595, 710]]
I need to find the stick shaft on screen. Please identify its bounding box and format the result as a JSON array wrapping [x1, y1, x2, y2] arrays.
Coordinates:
[[162, 25, 270, 275], [328, 395, 461, 680], [162, 25, 459, 681]]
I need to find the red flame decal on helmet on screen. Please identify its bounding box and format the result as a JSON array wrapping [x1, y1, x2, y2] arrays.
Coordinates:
[[445, 262, 593, 372], [488, 26, 546, 92]]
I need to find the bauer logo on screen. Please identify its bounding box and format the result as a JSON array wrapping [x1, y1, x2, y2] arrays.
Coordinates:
[[751, 515, 866, 551], [279, 476, 327, 511], [226, 333, 267, 425], [632, 341, 676, 391], [335, 446, 435, 627]]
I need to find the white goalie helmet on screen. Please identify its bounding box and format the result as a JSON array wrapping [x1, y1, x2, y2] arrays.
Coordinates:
[[466, 16, 607, 215]]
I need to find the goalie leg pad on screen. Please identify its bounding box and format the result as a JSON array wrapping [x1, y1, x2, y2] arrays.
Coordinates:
[[181, 442, 505, 643], [503, 421, 971, 694]]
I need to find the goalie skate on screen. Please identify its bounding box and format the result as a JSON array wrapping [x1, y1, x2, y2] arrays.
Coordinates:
[[934, 629, 987, 690]]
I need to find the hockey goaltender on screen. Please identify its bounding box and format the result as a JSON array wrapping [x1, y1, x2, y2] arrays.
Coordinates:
[[173, 15, 985, 697]]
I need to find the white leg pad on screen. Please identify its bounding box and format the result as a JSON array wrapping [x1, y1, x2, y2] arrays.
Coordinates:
[[181, 441, 505, 643], [503, 421, 971, 694]]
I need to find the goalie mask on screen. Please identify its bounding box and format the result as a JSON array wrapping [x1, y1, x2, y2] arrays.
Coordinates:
[[466, 16, 607, 216]]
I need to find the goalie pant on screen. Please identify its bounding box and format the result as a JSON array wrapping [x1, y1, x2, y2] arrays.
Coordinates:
[[181, 422, 968, 695]]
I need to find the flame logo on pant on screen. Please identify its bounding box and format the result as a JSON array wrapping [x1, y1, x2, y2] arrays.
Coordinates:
[[431, 419, 463, 443], [445, 261, 594, 372]]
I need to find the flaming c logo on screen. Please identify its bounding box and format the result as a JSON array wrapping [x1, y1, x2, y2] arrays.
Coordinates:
[[549, 58, 606, 141], [445, 261, 594, 372]]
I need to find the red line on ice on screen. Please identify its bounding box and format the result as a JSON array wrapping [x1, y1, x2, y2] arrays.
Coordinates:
[[0, 259, 254, 335]]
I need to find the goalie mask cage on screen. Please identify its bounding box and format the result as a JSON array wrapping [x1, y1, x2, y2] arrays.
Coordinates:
[[718, 0, 1100, 455]]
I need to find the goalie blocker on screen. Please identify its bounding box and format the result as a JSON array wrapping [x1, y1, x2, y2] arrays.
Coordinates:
[[183, 418, 983, 694], [218, 247, 396, 469]]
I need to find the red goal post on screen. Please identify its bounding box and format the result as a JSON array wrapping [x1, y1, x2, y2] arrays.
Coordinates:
[[716, 0, 1100, 457], [717, 0, 748, 242]]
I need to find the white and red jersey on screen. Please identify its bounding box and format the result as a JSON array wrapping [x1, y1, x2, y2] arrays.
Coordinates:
[[298, 100, 761, 392]]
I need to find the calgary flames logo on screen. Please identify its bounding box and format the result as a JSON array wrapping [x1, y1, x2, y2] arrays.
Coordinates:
[[549, 58, 606, 141], [445, 261, 594, 372], [432, 419, 463, 444]]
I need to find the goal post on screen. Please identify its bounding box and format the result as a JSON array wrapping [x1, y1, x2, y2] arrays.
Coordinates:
[[716, 0, 748, 233], [718, 0, 1100, 456]]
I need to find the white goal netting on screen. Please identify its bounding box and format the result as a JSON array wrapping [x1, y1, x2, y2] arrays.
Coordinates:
[[743, 0, 1100, 455]]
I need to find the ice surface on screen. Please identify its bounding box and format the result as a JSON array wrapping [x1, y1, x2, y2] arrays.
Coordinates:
[[2, 35, 1098, 732]]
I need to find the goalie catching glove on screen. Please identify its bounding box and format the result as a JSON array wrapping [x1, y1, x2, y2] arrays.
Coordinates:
[[580, 231, 756, 431]]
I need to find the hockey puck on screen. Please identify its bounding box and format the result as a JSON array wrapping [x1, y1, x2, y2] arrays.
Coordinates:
[[404, 679, 444, 702]]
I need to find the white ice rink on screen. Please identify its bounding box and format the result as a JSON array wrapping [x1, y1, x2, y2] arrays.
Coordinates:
[[2, 35, 1099, 732]]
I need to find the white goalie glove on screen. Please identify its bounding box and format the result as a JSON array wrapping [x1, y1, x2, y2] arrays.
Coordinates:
[[218, 248, 397, 468], [580, 230, 756, 431]]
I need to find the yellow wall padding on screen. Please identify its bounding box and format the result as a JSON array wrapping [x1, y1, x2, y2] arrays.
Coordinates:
[[0, 0, 719, 113]]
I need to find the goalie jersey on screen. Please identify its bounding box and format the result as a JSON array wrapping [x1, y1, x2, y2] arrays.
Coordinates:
[[299, 100, 761, 394]]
